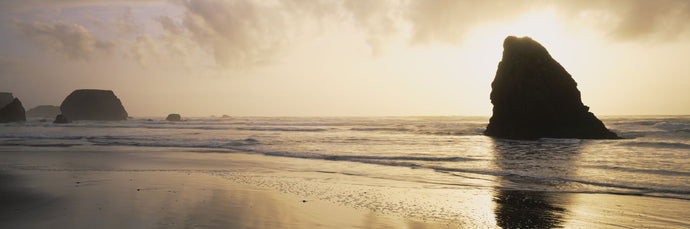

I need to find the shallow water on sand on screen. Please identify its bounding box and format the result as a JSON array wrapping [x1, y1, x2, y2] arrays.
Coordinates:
[[1, 116, 689, 228]]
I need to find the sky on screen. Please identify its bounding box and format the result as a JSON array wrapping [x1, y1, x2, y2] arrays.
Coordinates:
[[1, 0, 689, 117]]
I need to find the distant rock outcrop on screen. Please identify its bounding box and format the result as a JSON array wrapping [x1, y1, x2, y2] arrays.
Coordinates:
[[485, 36, 618, 140], [60, 89, 128, 121], [166, 113, 182, 121], [0, 92, 14, 108], [53, 114, 70, 124], [26, 105, 61, 118], [0, 98, 26, 123]]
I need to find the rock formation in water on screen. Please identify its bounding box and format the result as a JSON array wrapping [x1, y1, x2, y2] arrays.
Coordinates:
[[0, 98, 26, 123], [166, 113, 182, 121], [53, 114, 70, 124], [26, 105, 61, 118], [60, 89, 128, 121], [484, 36, 619, 140], [0, 92, 14, 108]]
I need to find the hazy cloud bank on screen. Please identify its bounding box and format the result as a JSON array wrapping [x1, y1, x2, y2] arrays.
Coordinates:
[[560, 0, 690, 41], [7, 0, 690, 68], [14, 20, 115, 60]]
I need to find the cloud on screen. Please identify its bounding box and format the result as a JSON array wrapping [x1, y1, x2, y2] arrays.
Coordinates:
[[6, 0, 690, 68], [404, 0, 535, 44], [112, 7, 140, 36], [156, 15, 182, 34], [14, 20, 115, 60], [130, 34, 157, 66], [607, 0, 690, 40], [554, 0, 690, 41], [174, 0, 296, 67], [144, 0, 690, 69], [342, 0, 399, 55], [0, 55, 26, 74]]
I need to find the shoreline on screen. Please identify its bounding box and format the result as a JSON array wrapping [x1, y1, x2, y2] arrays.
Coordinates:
[[0, 169, 455, 229], [1, 145, 688, 228]]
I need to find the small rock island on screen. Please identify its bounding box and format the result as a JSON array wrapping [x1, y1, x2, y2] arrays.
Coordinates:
[[53, 114, 70, 124], [0, 98, 26, 123], [485, 36, 619, 140], [166, 114, 182, 121], [60, 89, 128, 121]]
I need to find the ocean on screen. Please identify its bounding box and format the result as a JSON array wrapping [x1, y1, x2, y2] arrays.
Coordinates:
[[1, 116, 689, 227]]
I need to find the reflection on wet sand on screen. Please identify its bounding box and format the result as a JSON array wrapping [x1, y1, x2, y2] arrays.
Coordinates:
[[494, 190, 566, 228], [0, 173, 61, 224], [491, 139, 581, 229], [0, 170, 449, 229]]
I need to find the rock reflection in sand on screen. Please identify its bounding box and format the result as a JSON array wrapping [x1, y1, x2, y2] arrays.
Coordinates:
[[491, 139, 578, 228]]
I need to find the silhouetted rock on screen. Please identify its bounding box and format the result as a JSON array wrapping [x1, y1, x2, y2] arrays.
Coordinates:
[[166, 113, 182, 121], [53, 114, 70, 124], [26, 105, 61, 118], [485, 36, 618, 140], [0, 92, 14, 108], [0, 98, 26, 123], [60, 89, 128, 121]]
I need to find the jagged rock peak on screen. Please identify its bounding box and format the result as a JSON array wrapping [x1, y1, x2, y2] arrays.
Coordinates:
[[484, 36, 619, 140]]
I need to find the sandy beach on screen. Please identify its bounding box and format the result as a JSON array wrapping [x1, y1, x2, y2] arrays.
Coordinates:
[[1, 144, 688, 228], [0, 146, 460, 229], [1, 171, 452, 229]]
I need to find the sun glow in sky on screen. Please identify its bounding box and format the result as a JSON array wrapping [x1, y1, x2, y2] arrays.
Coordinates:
[[1, 0, 690, 116]]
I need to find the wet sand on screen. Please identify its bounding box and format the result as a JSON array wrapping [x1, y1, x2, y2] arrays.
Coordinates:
[[1, 145, 688, 228], [1, 170, 453, 229], [0, 146, 454, 229]]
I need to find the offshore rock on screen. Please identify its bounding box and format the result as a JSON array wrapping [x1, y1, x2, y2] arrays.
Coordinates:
[[26, 105, 61, 118], [166, 113, 182, 121], [484, 36, 618, 140], [60, 89, 128, 121], [0, 98, 26, 123], [53, 114, 70, 124]]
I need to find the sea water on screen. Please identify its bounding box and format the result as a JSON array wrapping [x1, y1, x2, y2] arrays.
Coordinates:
[[1, 116, 688, 226]]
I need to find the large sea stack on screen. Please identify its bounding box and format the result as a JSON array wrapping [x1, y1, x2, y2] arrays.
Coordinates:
[[485, 36, 618, 140], [0, 98, 26, 123], [60, 89, 128, 121]]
